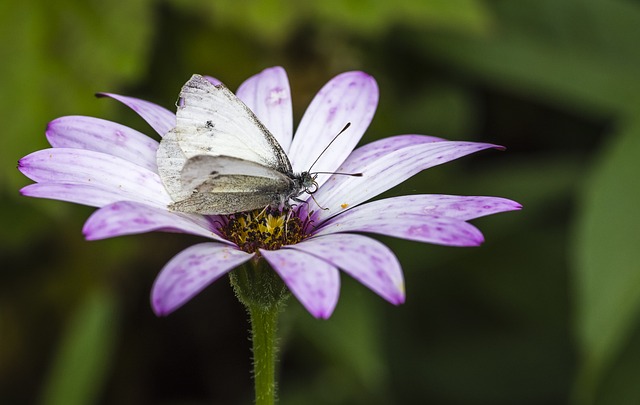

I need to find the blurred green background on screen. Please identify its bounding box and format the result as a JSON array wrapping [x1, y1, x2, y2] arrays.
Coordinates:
[[2, 0, 640, 404]]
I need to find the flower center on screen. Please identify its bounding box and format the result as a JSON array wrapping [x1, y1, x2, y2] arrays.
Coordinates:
[[219, 208, 309, 253]]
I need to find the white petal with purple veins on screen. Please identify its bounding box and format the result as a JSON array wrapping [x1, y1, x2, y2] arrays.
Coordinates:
[[316, 212, 485, 246], [46, 116, 159, 171], [152, 243, 252, 316], [237, 66, 293, 153], [20, 182, 165, 208], [288, 72, 378, 187], [18, 148, 171, 205], [97, 93, 176, 137], [312, 138, 502, 223], [291, 234, 405, 305], [261, 248, 340, 319], [83, 201, 223, 241], [318, 194, 522, 228]]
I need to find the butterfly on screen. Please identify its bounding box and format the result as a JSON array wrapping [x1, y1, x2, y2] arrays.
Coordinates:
[[156, 74, 321, 215]]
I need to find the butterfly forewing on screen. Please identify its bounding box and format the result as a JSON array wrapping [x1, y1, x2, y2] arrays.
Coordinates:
[[174, 75, 292, 172]]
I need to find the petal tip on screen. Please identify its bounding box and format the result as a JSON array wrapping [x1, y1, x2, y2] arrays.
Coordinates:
[[151, 300, 169, 317], [392, 295, 406, 306], [45, 119, 56, 138], [264, 66, 285, 75], [312, 308, 333, 320], [18, 184, 35, 197]]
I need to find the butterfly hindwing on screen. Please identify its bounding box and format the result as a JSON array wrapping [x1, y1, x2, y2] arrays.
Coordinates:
[[170, 155, 296, 214]]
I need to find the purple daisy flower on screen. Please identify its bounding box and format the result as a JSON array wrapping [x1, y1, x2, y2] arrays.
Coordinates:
[[18, 67, 521, 319]]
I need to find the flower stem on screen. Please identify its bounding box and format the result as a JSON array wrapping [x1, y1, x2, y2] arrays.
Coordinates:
[[230, 261, 289, 405], [248, 301, 279, 405]]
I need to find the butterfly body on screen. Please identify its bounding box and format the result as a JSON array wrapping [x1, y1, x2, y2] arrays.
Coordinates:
[[157, 75, 315, 215]]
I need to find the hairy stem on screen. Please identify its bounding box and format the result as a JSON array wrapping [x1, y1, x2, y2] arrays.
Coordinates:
[[230, 261, 289, 405]]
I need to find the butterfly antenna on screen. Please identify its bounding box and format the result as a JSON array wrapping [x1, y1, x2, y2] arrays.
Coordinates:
[[308, 122, 351, 172], [311, 171, 363, 177]]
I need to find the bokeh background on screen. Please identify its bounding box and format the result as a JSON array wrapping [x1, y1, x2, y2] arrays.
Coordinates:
[[2, 0, 640, 404]]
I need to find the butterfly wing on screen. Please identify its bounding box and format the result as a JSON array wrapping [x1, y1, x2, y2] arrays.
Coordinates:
[[170, 155, 298, 215], [156, 130, 190, 200], [157, 74, 293, 205]]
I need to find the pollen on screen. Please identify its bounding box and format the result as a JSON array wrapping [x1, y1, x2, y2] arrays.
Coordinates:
[[219, 207, 309, 253]]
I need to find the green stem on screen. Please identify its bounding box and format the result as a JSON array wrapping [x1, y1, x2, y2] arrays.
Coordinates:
[[230, 260, 289, 405], [248, 301, 279, 405]]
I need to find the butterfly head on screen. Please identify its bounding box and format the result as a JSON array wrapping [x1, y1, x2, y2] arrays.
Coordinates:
[[299, 171, 319, 194]]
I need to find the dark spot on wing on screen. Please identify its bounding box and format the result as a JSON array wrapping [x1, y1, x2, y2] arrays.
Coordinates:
[[206, 120, 214, 128]]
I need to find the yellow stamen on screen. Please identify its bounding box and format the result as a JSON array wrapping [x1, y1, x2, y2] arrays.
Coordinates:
[[219, 207, 308, 253]]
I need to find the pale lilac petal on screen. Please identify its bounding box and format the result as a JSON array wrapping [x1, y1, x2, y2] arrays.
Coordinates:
[[288, 72, 378, 188], [83, 201, 223, 241], [20, 183, 165, 208], [18, 148, 171, 205], [317, 194, 522, 230], [236, 67, 293, 152], [46, 116, 159, 171], [152, 243, 253, 316], [97, 93, 175, 137], [261, 248, 340, 319], [291, 234, 404, 305], [311, 137, 503, 223], [316, 213, 485, 246]]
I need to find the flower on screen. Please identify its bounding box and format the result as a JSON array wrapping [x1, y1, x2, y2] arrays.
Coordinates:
[[18, 67, 521, 319]]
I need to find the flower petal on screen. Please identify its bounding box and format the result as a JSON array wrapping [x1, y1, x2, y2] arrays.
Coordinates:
[[18, 148, 171, 205], [83, 200, 223, 241], [236, 67, 293, 152], [318, 194, 522, 230], [291, 234, 405, 305], [311, 137, 503, 223], [288, 71, 378, 187], [316, 213, 485, 246], [260, 248, 340, 319], [46, 116, 159, 171], [97, 93, 175, 137], [152, 243, 252, 316], [20, 182, 165, 208]]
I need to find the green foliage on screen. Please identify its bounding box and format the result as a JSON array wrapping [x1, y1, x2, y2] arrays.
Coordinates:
[[417, 0, 640, 116], [573, 119, 640, 404], [167, 0, 489, 44], [280, 279, 390, 405], [0, 0, 153, 189], [39, 290, 120, 405]]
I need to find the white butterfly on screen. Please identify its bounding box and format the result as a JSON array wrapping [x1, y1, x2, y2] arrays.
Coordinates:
[[156, 74, 317, 215]]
